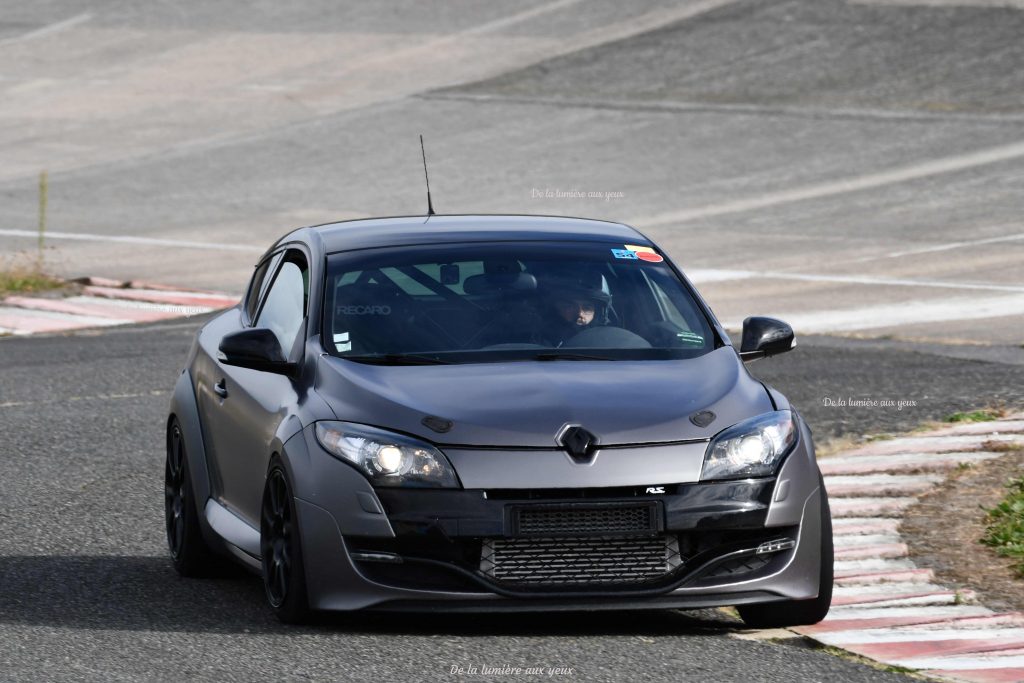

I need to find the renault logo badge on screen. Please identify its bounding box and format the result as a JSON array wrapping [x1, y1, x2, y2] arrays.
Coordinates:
[[557, 424, 598, 464]]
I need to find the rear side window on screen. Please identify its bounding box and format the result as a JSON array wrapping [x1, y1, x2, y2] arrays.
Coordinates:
[[256, 253, 309, 353]]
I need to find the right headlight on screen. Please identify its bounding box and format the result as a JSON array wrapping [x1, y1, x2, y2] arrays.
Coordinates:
[[700, 410, 797, 481], [314, 421, 460, 488]]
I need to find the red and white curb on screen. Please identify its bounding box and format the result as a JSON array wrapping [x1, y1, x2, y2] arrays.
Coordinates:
[[791, 413, 1024, 683], [0, 277, 239, 335]]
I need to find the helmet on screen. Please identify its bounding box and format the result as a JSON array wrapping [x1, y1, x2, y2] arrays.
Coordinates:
[[542, 271, 612, 326]]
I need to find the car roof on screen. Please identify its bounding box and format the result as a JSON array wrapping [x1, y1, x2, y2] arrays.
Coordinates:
[[272, 214, 652, 256]]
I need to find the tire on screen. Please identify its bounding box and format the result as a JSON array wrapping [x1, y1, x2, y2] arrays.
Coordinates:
[[165, 418, 220, 576], [737, 473, 833, 628], [260, 460, 311, 624]]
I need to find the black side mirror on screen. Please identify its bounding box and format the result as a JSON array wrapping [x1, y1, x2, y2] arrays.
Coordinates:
[[218, 328, 297, 375], [739, 316, 796, 362]]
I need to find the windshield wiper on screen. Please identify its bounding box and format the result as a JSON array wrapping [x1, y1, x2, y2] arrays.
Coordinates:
[[344, 354, 452, 366], [533, 352, 615, 362]]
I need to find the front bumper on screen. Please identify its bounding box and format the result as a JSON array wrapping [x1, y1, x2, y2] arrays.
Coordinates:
[[288, 416, 824, 612]]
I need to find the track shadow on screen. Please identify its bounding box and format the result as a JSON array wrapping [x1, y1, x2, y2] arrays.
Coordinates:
[[0, 555, 742, 636]]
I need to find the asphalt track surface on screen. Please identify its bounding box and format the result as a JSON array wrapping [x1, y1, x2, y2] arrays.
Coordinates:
[[1, 0, 1023, 680], [3, 316, 1023, 681]]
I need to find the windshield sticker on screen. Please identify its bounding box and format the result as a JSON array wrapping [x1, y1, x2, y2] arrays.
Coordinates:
[[676, 331, 705, 347], [334, 331, 352, 353], [635, 251, 663, 263], [624, 244, 665, 263], [612, 246, 664, 263], [338, 305, 391, 315]]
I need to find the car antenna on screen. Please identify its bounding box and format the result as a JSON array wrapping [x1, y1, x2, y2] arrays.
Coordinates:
[[419, 134, 436, 217]]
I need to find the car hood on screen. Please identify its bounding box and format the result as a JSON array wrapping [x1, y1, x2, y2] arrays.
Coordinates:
[[315, 347, 775, 448]]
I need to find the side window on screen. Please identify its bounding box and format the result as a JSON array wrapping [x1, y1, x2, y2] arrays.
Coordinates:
[[244, 253, 281, 324], [256, 253, 309, 353]]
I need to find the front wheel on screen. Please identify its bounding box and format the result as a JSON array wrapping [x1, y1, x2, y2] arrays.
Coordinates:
[[260, 461, 311, 624], [737, 475, 833, 628]]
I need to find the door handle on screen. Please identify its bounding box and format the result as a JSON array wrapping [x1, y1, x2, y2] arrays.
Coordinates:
[[213, 379, 229, 399]]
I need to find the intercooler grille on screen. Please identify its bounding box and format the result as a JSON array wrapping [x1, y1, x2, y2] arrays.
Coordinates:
[[479, 536, 682, 586], [512, 503, 658, 538]]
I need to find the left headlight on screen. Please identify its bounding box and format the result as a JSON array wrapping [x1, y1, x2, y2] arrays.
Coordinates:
[[314, 421, 460, 488], [700, 410, 797, 481]]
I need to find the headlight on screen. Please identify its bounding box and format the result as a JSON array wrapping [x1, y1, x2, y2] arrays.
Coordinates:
[[314, 421, 459, 488], [700, 411, 796, 481]]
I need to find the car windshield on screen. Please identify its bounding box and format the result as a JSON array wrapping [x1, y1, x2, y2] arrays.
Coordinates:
[[323, 241, 717, 364]]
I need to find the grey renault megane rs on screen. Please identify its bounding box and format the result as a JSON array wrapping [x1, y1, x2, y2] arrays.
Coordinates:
[[165, 214, 832, 625]]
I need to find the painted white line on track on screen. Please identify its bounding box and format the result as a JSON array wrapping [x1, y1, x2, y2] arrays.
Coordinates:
[[315, 0, 587, 83], [820, 627, 1024, 645], [833, 523, 902, 537], [0, 13, 92, 47], [65, 295, 207, 313], [833, 517, 902, 527], [851, 0, 1024, 8], [460, 0, 586, 36], [429, 92, 1024, 125], [824, 606, 993, 620], [886, 655, 1024, 670], [834, 559, 918, 573], [687, 268, 1024, 294], [0, 306, 126, 330], [723, 293, 1024, 333], [0, 390, 168, 410], [633, 139, 1024, 227], [833, 535, 905, 547], [849, 230, 1024, 264], [0, 229, 264, 253], [826, 473, 943, 489], [686, 269, 758, 284], [844, 434, 1024, 456]]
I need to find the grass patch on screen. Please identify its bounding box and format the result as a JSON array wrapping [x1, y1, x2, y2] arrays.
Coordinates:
[[865, 433, 894, 442], [982, 440, 1024, 453], [815, 435, 861, 458], [0, 257, 62, 297], [945, 409, 1005, 423], [981, 476, 1024, 577]]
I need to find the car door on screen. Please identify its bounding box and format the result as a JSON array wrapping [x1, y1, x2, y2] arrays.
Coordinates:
[[205, 249, 308, 527]]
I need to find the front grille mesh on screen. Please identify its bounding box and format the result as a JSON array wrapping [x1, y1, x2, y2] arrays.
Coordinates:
[[480, 536, 681, 586], [514, 504, 656, 538]]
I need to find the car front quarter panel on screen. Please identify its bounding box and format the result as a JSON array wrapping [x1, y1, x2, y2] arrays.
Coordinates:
[[764, 411, 819, 528], [285, 424, 395, 538], [169, 368, 211, 517]]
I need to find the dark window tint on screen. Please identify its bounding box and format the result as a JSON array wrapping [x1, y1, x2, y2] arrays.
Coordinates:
[[323, 241, 716, 364], [257, 255, 308, 353]]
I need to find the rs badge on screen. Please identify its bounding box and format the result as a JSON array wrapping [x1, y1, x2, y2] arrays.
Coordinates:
[[645, 486, 665, 494]]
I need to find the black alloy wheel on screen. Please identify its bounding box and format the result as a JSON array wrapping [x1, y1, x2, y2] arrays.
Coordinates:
[[165, 424, 187, 560]]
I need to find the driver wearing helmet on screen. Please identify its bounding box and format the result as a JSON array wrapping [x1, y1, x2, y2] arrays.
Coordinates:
[[542, 276, 612, 347]]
